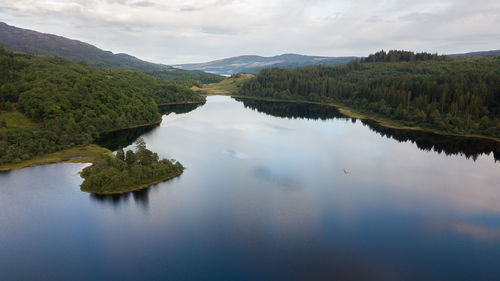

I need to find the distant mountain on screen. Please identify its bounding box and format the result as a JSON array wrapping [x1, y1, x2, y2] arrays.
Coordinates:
[[176, 49, 500, 76], [0, 22, 168, 71], [448, 50, 500, 58], [174, 54, 357, 75]]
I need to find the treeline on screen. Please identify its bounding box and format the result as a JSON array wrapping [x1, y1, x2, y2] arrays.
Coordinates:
[[0, 47, 202, 165], [239, 51, 500, 138], [147, 69, 225, 87], [81, 138, 184, 193], [234, 97, 348, 121], [360, 50, 448, 63], [233, 97, 500, 162], [153, 83, 204, 105]]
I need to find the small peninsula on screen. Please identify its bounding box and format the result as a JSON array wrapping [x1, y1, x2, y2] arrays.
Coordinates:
[[80, 138, 184, 194]]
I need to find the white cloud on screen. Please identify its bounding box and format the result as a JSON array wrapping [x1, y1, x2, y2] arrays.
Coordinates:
[[0, 0, 499, 64]]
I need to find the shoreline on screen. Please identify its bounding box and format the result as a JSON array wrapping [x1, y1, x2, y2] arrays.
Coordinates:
[[193, 76, 500, 142], [0, 117, 164, 172], [0, 144, 113, 172], [2, 94, 497, 173], [0, 98, 202, 173], [157, 100, 206, 106], [81, 170, 184, 195], [228, 95, 500, 143], [101, 119, 162, 134], [0, 143, 184, 195]]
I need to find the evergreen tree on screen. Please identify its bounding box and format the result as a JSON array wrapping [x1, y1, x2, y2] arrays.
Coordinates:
[[116, 147, 125, 161], [125, 150, 136, 165]]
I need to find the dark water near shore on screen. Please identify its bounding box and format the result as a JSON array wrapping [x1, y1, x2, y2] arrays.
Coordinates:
[[1, 96, 499, 281]]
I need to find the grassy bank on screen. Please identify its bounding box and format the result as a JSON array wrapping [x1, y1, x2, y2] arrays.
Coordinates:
[[192, 74, 254, 95], [0, 103, 172, 172], [0, 110, 41, 129], [0, 144, 113, 172], [0, 140, 184, 195]]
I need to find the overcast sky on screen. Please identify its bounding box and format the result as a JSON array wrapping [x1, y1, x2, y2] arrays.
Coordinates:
[[1, 0, 499, 64]]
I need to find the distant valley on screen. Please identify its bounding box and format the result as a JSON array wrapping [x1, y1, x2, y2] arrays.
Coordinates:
[[174, 54, 357, 75], [176, 50, 500, 76]]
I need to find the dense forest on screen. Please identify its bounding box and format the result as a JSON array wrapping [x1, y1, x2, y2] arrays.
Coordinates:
[[146, 69, 225, 87], [81, 138, 184, 194], [239, 51, 500, 139], [360, 50, 448, 63], [0, 47, 204, 165]]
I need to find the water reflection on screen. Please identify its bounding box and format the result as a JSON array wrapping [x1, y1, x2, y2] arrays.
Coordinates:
[[90, 192, 132, 205], [2, 96, 500, 280], [362, 119, 500, 162], [96, 102, 205, 151], [90, 103, 204, 207], [158, 102, 205, 115], [235, 97, 499, 162], [234, 97, 349, 121], [95, 124, 160, 151], [90, 187, 150, 210], [253, 165, 303, 190]]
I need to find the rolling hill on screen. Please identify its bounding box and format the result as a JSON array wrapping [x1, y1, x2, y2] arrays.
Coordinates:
[[174, 54, 357, 75], [448, 49, 500, 58], [175, 49, 500, 76], [0, 21, 168, 71]]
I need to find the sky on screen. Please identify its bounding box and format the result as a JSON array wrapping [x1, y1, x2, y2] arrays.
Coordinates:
[[0, 0, 499, 64]]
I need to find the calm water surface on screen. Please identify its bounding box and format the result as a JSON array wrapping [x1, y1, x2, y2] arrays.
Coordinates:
[[1, 96, 499, 281]]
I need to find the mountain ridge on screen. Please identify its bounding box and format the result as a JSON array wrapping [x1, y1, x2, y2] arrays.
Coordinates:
[[448, 49, 500, 58], [0, 21, 169, 71], [2, 21, 499, 76], [174, 54, 357, 75], [175, 49, 500, 75]]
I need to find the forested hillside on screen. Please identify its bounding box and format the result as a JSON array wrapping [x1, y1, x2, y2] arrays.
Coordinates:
[[0, 47, 202, 165], [0, 22, 169, 71], [0, 22, 228, 82], [360, 50, 448, 63], [239, 51, 500, 139], [146, 69, 225, 88]]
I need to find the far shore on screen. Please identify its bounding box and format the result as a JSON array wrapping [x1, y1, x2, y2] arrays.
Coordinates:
[[221, 94, 500, 143], [157, 100, 206, 106]]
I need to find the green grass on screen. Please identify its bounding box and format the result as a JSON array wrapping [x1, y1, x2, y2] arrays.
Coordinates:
[[0, 144, 113, 172], [0, 110, 41, 128], [193, 74, 255, 95]]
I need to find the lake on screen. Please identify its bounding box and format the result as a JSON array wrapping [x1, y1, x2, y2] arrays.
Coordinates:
[[1, 96, 499, 281]]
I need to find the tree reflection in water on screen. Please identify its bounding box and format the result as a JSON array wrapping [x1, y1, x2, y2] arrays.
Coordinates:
[[235, 97, 499, 162]]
